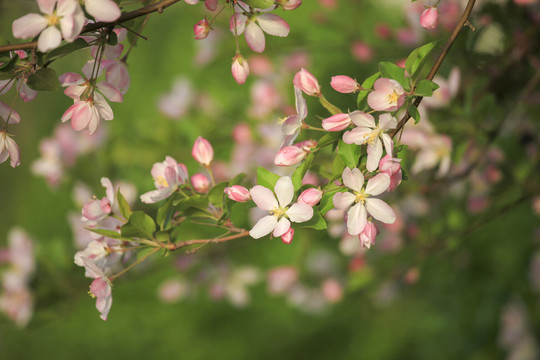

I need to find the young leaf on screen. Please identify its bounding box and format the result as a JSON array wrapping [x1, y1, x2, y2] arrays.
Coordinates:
[[405, 41, 440, 81], [121, 211, 157, 239], [317, 132, 341, 149], [408, 104, 421, 124], [116, 189, 132, 219], [338, 140, 362, 168], [300, 207, 327, 230], [256, 167, 280, 189], [42, 38, 89, 63], [379, 62, 407, 89], [26, 68, 60, 91], [357, 72, 381, 108], [291, 153, 314, 192], [209, 181, 228, 209], [86, 228, 126, 240], [414, 79, 439, 97], [319, 188, 342, 215], [173, 195, 209, 211], [156, 196, 175, 230]]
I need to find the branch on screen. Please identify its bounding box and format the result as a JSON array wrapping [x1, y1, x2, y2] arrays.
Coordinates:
[[390, 0, 477, 138], [166, 230, 251, 251], [0, 0, 181, 53]]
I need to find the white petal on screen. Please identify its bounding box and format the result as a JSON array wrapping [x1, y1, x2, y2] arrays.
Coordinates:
[[273, 217, 291, 237], [332, 191, 356, 210], [294, 86, 307, 119], [342, 167, 364, 192], [250, 185, 278, 211], [97, 82, 123, 103], [245, 21, 265, 53], [350, 111, 375, 128], [140, 187, 174, 204], [38, 26, 62, 52], [342, 127, 371, 145], [381, 133, 393, 157], [249, 215, 277, 239], [257, 14, 290, 37], [37, 0, 56, 15], [379, 113, 397, 131], [365, 173, 390, 196], [347, 203, 367, 235], [274, 176, 293, 208], [85, 0, 121, 22], [366, 139, 383, 172], [286, 203, 313, 223], [12, 14, 48, 39], [282, 115, 301, 136], [365, 198, 396, 224]]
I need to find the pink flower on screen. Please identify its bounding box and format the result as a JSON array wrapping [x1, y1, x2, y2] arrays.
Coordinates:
[[140, 156, 189, 203], [102, 60, 131, 95], [81, 177, 115, 226], [191, 173, 210, 193], [230, 10, 290, 53], [278, 0, 302, 10], [231, 54, 250, 84], [293, 68, 321, 97], [281, 228, 294, 244], [224, 185, 251, 202], [60, 94, 113, 134], [298, 188, 323, 206], [83, 0, 121, 22], [249, 176, 313, 239], [343, 112, 397, 172], [12, 0, 85, 52], [333, 167, 396, 235], [194, 18, 210, 39], [378, 155, 402, 192], [192, 136, 214, 166], [274, 145, 306, 166], [80, 257, 112, 321], [205, 0, 218, 11], [0, 101, 21, 124], [330, 75, 361, 93], [322, 113, 352, 131], [367, 78, 405, 112], [281, 86, 307, 146], [0, 130, 21, 168], [420, 7, 438, 30], [359, 220, 378, 248]]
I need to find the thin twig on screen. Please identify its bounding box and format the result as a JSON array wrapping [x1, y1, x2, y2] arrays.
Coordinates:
[[166, 230, 250, 251]]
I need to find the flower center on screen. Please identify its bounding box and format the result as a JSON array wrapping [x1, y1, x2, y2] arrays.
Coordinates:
[[271, 207, 286, 218], [155, 176, 169, 188], [386, 91, 400, 105], [46, 13, 59, 26], [363, 128, 381, 146], [354, 191, 367, 204]]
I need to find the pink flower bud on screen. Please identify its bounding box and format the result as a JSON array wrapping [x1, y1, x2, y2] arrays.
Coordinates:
[[231, 54, 250, 85], [330, 76, 360, 93], [321, 278, 343, 303], [274, 146, 306, 166], [191, 173, 210, 193], [322, 113, 352, 131], [278, 0, 302, 10], [420, 7, 439, 30], [192, 136, 214, 166], [298, 188, 323, 206], [224, 185, 251, 202], [379, 155, 402, 192], [193, 18, 211, 40], [295, 139, 317, 151], [281, 228, 294, 244], [205, 0, 218, 11], [359, 221, 378, 249], [293, 68, 321, 97]]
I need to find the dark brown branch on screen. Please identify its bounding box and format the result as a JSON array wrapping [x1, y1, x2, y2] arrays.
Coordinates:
[[0, 0, 181, 53], [390, 0, 477, 138]]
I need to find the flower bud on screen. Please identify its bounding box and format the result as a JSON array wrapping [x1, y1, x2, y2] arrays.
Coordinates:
[[191, 173, 210, 193], [293, 68, 321, 97], [192, 136, 214, 166], [281, 228, 294, 244], [378, 155, 402, 192], [274, 146, 306, 166], [322, 113, 351, 131], [298, 188, 323, 206], [278, 0, 302, 10], [330, 76, 360, 93], [224, 185, 251, 202], [295, 139, 317, 151], [205, 0, 218, 11], [193, 18, 210, 40], [231, 54, 250, 85], [420, 7, 438, 30], [359, 221, 378, 249]]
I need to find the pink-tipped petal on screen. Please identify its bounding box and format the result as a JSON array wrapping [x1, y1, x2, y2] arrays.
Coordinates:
[[332, 191, 355, 210], [245, 21, 265, 53], [257, 14, 290, 37], [250, 185, 278, 211], [12, 14, 48, 39], [342, 167, 364, 192], [85, 0, 121, 22], [365, 173, 390, 196]]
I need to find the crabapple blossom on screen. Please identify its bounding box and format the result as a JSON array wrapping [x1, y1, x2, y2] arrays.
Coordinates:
[[333, 167, 396, 236], [191, 173, 210, 193], [297, 188, 323, 207], [420, 7, 439, 30], [293, 68, 321, 97], [80, 257, 112, 320], [12, 0, 85, 52], [80, 177, 115, 226], [60, 94, 114, 134], [0, 130, 21, 168], [378, 155, 402, 192], [359, 220, 378, 248], [343, 112, 397, 172], [192, 136, 214, 166], [249, 176, 313, 239], [322, 113, 352, 131], [281, 86, 307, 146], [83, 0, 121, 22], [229, 9, 290, 53], [330, 76, 361, 93], [0, 100, 21, 124], [367, 78, 405, 111], [231, 54, 250, 84], [140, 156, 189, 204], [224, 185, 252, 202], [194, 18, 211, 39]]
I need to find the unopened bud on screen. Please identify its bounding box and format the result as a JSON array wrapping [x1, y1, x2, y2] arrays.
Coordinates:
[[231, 54, 250, 85], [420, 7, 438, 30], [281, 228, 294, 244], [293, 68, 321, 97], [193, 18, 210, 39], [322, 113, 351, 131], [298, 188, 323, 206], [191, 173, 210, 193], [192, 136, 214, 166], [224, 185, 251, 202], [274, 146, 306, 166], [330, 76, 360, 93]]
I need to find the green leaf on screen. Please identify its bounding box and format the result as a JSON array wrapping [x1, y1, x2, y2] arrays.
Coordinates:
[[173, 195, 209, 211], [209, 181, 228, 209], [0, 56, 18, 80], [300, 207, 327, 230], [357, 72, 381, 108], [415, 79, 439, 97], [291, 153, 314, 192], [230, 202, 254, 229], [229, 173, 247, 186], [107, 31, 118, 46], [409, 104, 421, 124], [319, 188, 342, 215], [121, 211, 156, 239], [123, 17, 146, 47], [332, 155, 346, 178], [42, 38, 89, 63], [317, 132, 341, 149], [256, 167, 280, 190], [26, 68, 60, 91], [116, 189, 132, 219], [86, 228, 127, 240], [243, 0, 274, 8], [379, 62, 407, 89], [405, 41, 440, 81], [338, 140, 362, 168], [156, 196, 175, 230]]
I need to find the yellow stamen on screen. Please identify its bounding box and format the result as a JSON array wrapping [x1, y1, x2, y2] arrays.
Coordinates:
[[386, 91, 400, 105], [46, 13, 59, 26], [363, 129, 381, 146], [270, 207, 285, 218], [155, 176, 169, 188]]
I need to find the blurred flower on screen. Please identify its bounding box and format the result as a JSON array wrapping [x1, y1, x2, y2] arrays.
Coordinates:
[[420, 7, 438, 30], [140, 156, 189, 204], [0, 130, 21, 168]]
